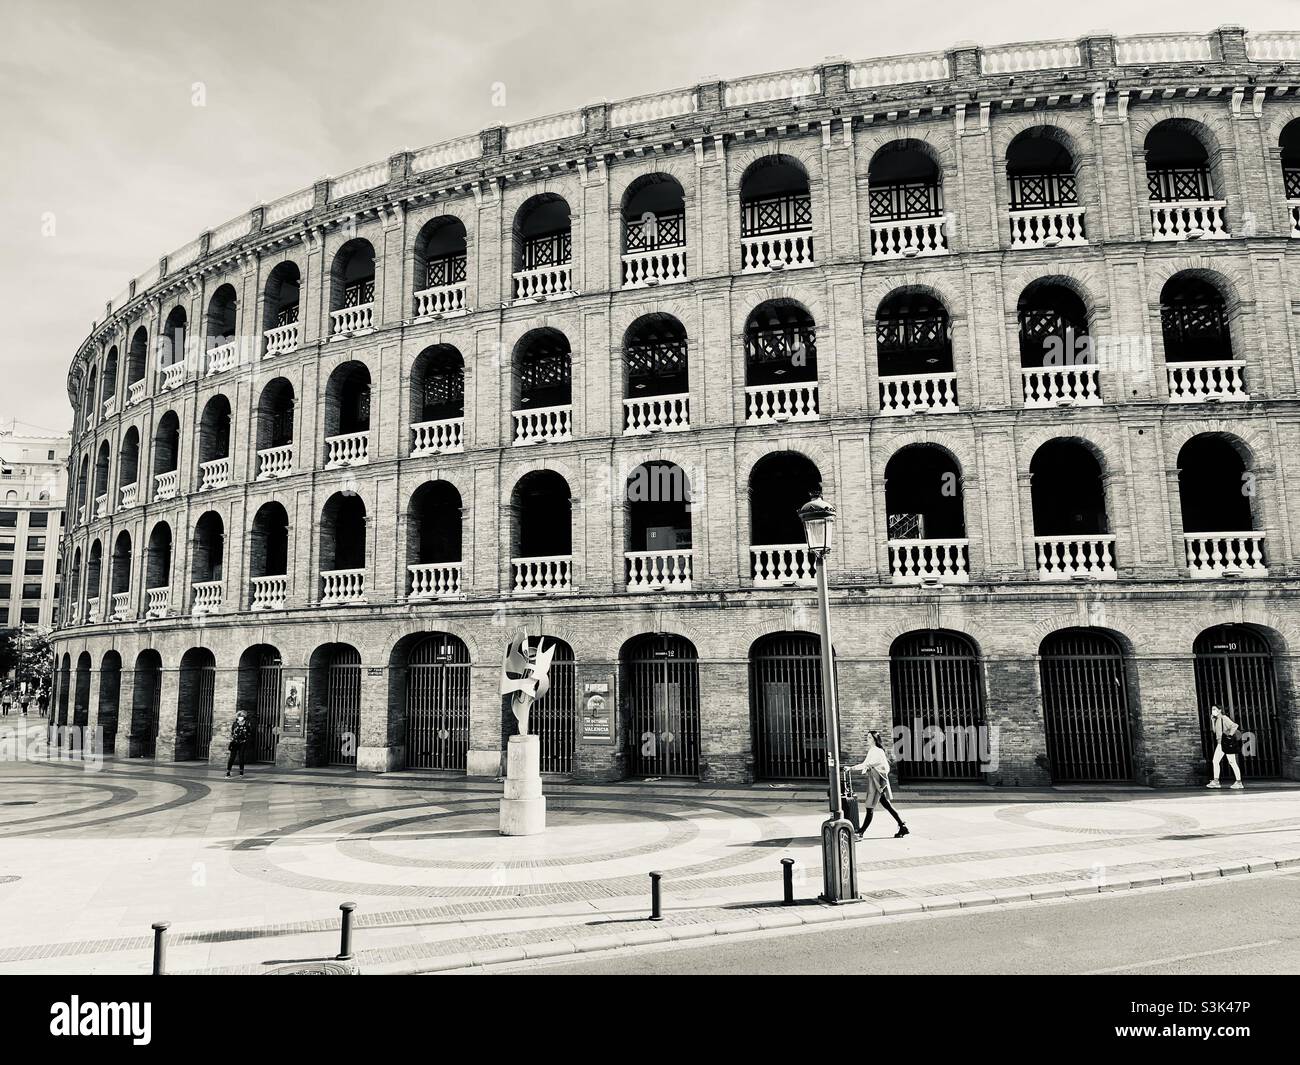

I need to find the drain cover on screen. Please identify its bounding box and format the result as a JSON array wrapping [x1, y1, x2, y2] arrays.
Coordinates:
[[265, 961, 359, 975]]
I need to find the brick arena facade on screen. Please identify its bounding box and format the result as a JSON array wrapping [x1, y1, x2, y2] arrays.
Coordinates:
[[52, 26, 1300, 786]]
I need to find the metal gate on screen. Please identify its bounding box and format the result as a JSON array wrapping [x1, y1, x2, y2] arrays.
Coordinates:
[[405, 635, 470, 770], [1194, 626, 1282, 778], [194, 663, 215, 760], [252, 653, 282, 764], [623, 634, 700, 778], [133, 659, 161, 759], [1040, 630, 1133, 783], [528, 638, 575, 774], [750, 633, 826, 780], [890, 630, 985, 781], [325, 647, 361, 767]]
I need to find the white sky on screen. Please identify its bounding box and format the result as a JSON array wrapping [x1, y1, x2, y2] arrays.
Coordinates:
[[2, 0, 1296, 433]]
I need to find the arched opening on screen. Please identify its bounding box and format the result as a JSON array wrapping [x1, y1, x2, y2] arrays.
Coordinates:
[[739, 154, 813, 270], [160, 306, 187, 367], [323, 361, 372, 467], [101, 347, 119, 413], [254, 377, 295, 479], [308, 643, 361, 767], [512, 329, 572, 444], [76, 454, 89, 518], [73, 652, 91, 729], [875, 288, 957, 413], [197, 395, 232, 489], [191, 511, 224, 613], [743, 299, 818, 423], [152, 411, 180, 495], [56, 653, 70, 726], [1039, 629, 1133, 783], [126, 328, 149, 392], [69, 547, 82, 622], [749, 632, 826, 780], [409, 345, 465, 455], [621, 174, 687, 286], [145, 522, 171, 615], [204, 283, 238, 358], [397, 632, 471, 770], [129, 649, 162, 758], [509, 470, 571, 593], [328, 239, 376, 334], [262, 261, 301, 353], [86, 539, 103, 618], [622, 314, 689, 434], [749, 451, 821, 585], [176, 647, 216, 761], [884, 445, 969, 583], [511, 636, 576, 774], [406, 481, 463, 599], [868, 140, 946, 258], [890, 630, 986, 780], [1177, 435, 1264, 576], [1161, 273, 1243, 400], [319, 493, 367, 604], [1029, 439, 1115, 579], [1017, 279, 1098, 406], [92, 441, 111, 513], [1006, 127, 1084, 246], [249, 501, 289, 609], [621, 633, 701, 778], [119, 427, 140, 501], [98, 650, 122, 755], [109, 530, 132, 616], [1194, 625, 1283, 779], [413, 216, 468, 314], [512, 194, 572, 299], [1145, 120, 1226, 239], [236, 644, 283, 764], [84, 367, 97, 431], [624, 461, 693, 590], [1281, 118, 1300, 207]]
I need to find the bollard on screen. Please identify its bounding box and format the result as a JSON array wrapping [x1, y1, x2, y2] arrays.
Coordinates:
[[337, 901, 357, 961], [781, 858, 796, 905], [151, 921, 170, 976], [649, 871, 663, 921]]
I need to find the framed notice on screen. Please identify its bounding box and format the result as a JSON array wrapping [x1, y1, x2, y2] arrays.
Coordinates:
[[281, 676, 306, 737], [580, 682, 614, 744]]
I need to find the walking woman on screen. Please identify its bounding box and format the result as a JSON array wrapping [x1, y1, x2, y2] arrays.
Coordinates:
[[1207, 704, 1245, 789], [850, 731, 909, 839]]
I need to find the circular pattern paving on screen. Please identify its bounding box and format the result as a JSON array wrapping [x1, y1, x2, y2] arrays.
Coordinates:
[[994, 802, 1200, 836]]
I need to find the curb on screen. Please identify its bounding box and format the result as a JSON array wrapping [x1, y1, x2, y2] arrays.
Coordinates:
[[412, 853, 1300, 974]]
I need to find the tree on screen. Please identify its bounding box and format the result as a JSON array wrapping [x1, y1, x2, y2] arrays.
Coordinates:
[[0, 627, 53, 691]]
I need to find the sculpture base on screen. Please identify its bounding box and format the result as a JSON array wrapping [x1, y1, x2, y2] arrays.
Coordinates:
[[499, 734, 546, 836]]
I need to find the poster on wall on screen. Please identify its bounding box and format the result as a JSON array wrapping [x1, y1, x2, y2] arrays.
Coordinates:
[[281, 676, 306, 737], [580, 681, 614, 744]]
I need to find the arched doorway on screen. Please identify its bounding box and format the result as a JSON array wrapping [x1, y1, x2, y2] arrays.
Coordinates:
[[526, 638, 576, 774], [749, 632, 826, 780], [237, 645, 283, 764], [1039, 629, 1133, 782], [621, 634, 701, 778], [404, 634, 471, 770], [313, 644, 361, 767], [177, 648, 216, 761], [890, 631, 986, 780], [130, 650, 162, 758], [1194, 626, 1282, 779], [98, 651, 122, 754]]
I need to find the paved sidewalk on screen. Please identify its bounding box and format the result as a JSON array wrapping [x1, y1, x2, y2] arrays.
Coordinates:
[[0, 738, 1298, 974]]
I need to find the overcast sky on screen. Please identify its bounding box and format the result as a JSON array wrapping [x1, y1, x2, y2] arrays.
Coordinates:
[[2, 0, 1295, 434]]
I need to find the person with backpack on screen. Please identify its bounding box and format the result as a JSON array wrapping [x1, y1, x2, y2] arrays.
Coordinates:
[[1207, 704, 1245, 789], [226, 709, 252, 777], [849, 730, 909, 839]]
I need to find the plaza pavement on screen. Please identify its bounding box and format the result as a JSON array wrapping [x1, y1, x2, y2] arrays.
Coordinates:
[[1, 716, 1298, 975]]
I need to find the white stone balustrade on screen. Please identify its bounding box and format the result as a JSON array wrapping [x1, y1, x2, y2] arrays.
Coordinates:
[[609, 89, 698, 127], [870, 217, 948, 260], [127, 380, 146, 406], [198, 457, 231, 491], [888, 539, 971, 584], [145, 587, 169, 619], [410, 417, 465, 456], [109, 591, 130, 621], [330, 302, 374, 337], [1022, 366, 1103, 407], [512, 264, 573, 302], [159, 363, 184, 391], [879, 373, 959, 415], [119, 482, 138, 509], [85, 596, 100, 624], [623, 394, 690, 435], [256, 444, 294, 480], [850, 52, 949, 88], [626, 550, 693, 592], [204, 341, 238, 375], [1184, 533, 1268, 578], [739, 233, 814, 273], [724, 69, 820, 106], [621, 248, 688, 289], [1167, 361, 1248, 403], [1116, 33, 1213, 64], [1034, 535, 1118, 580], [102, 396, 117, 419], [1150, 201, 1228, 241], [408, 562, 463, 600], [94, 493, 108, 518], [413, 281, 468, 318], [1008, 207, 1087, 248], [191, 580, 223, 615], [744, 383, 819, 425], [250, 575, 288, 610], [1289, 202, 1300, 239], [750, 544, 817, 587], [981, 40, 1081, 73], [320, 569, 366, 605], [325, 431, 370, 469], [264, 322, 299, 357], [512, 405, 572, 446], [506, 111, 585, 150], [154, 470, 179, 500], [511, 555, 572, 595], [77, 503, 86, 524]]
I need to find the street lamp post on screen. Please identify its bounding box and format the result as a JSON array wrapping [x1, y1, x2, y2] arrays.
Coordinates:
[[798, 493, 860, 904]]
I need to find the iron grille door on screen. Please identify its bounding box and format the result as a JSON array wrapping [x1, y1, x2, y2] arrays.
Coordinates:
[[528, 639, 575, 774], [890, 631, 986, 781], [147, 673, 160, 759], [1040, 631, 1133, 783], [623, 635, 700, 778], [326, 650, 361, 767], [405, 636, 470, 771], [1194, 626, 1282, 779], [194, 664, 216, 760], [252, 655, 282, 764], [135, 663, 160, 759], [750, 633, 826, 780]]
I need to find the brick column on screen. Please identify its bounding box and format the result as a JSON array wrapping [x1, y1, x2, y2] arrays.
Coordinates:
[[698, 658, 751, 783]]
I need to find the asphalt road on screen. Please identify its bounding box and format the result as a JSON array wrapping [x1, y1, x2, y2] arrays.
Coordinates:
[[495, 872, 1300, 975]]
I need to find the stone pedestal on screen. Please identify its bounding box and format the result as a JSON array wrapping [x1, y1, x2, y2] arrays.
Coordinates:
[[499, 734, 545, 836]]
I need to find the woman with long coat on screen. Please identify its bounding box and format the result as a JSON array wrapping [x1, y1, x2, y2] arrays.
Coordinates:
[[849, 731, 909, 839]]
